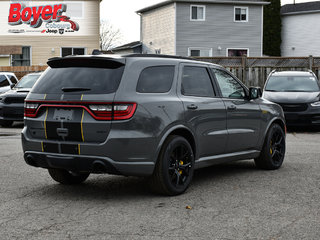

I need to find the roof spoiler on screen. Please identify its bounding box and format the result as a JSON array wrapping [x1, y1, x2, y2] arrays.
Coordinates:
[[47, 56, 125, 69]]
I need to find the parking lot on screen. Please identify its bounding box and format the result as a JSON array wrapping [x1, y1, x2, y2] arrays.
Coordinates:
[[0, 123, 319, 239]]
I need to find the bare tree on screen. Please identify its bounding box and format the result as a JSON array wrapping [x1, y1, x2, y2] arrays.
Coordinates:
[[100, 20, 122, 51]]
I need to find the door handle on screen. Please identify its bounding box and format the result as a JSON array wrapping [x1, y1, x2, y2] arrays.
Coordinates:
[[227, 105, 237, 111], [187, 104, 198, 110]]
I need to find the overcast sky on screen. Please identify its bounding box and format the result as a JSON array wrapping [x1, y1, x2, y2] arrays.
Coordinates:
[[100, 0, 312, 46]]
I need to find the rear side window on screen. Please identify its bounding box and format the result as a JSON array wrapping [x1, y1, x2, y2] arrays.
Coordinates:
[[136, 66, 175, 93], [31, 66, 124, 94], [0, 75, 9, 87], [182, 66, 215, 97]]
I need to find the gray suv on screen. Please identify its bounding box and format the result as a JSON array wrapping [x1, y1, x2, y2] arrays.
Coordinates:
[[22, 54, 286, 195]]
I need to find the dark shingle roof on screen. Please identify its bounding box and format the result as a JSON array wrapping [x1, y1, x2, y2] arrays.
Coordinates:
[[111, 41, 142, 51], [281, 1, 320, 15], [137, 0, 269, 13]]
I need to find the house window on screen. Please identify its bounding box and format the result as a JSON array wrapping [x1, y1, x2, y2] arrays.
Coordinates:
[[12, 46, 31, 66], [188, 48, 212, 57], [61, 47, 86, 57], [227, 48, 249, 57], [190, 5, 205, 21], [234, 7, 248, 22]]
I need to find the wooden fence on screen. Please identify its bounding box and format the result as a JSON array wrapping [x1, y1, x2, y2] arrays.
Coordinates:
[[2, 56, 320, 87], [0, 65, 47, 79], [197, 56, 320, 88]]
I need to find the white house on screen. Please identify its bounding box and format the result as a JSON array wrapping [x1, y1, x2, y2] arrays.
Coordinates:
[[137, 0, 269, 57], [281, 1, 320, 56]]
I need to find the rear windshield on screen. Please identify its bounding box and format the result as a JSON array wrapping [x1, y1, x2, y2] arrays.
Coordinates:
[[16, 74, 40, 88], [31, 66, 124, 94], [265, 76, 320, 92]]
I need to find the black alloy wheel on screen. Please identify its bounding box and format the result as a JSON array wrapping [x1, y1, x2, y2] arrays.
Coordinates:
[[269, 128, 285, 166], [168, 144, 193, 188], [150, 135, 195, 195], [255, 123, 286, 170]]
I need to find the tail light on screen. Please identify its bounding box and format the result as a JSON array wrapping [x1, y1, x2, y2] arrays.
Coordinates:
[[24, 101, 137, 121], [89, 103, 136, 120], [113, 104, 136, 120], [89, 104, 113, 119], [24, 102, 39, 117]]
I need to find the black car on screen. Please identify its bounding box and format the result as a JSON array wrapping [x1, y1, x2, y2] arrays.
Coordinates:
[[0, 72, 42, 127], [263, 70, 320, 126]]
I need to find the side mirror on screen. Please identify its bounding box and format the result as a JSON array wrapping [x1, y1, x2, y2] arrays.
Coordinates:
[[10, 83, 15, 89], [249, 87, 262, 100]]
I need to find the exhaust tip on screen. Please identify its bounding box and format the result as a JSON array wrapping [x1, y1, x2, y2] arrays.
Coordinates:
[[25, 154, 38, 167], [92, 161, 107, 173]]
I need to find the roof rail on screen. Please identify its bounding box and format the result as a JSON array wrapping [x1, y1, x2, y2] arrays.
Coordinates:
[[123, 53, 196, 61]]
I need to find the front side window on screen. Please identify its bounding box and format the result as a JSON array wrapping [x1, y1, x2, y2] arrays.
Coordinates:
[[234, 7, 248, 22], [12, 46, 31, 66], [189, 48, 212, 57], [182, 66, 215, 97], [61, 47, 86, 57], [265, 76, 320, 92], [137, 66, 175, 93], [227, 49, 248, 57], [0, 75, 9, 87], [212, 68, 246, 99], [190, 5, 205, 21]]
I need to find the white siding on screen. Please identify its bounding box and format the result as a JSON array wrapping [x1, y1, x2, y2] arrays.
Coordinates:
[[282, 13, 320, 56], [141, 4, 175, 55]]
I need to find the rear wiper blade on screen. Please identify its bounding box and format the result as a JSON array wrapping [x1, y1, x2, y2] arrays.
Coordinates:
[[61, 87, 91, 92]]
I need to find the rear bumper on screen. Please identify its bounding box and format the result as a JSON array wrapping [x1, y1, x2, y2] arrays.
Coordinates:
[[24, 151, 155, 176], [0, 103, 24, 121]]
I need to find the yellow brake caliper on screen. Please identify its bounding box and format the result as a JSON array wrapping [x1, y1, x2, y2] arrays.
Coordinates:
[[179, 160, 183, 175], [270, 140, 273, 155]]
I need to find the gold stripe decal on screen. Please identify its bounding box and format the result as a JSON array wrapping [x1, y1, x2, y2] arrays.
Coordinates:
[[78, 144, 81, 155], [44, 94, 47, 100], [41, 142, 44, 152], [81, 109, 85, 142], [44, 107, 48, 139], [81, 94, 83, 101]]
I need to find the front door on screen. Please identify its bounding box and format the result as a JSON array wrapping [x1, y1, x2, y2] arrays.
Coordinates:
[[211, 68, 261, 153]]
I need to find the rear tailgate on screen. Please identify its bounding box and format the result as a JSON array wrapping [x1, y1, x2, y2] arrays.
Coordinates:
[[25, 56, 126, 144]]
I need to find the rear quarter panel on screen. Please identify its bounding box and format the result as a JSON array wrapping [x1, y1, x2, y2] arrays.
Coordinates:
[[111, 59, 185, 164]]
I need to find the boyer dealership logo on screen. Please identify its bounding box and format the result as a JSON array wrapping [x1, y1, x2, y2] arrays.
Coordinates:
[[8, 2, 79, 34]]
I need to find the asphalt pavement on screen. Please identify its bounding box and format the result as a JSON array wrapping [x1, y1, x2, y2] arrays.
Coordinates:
[[0, 123, 319, 239]]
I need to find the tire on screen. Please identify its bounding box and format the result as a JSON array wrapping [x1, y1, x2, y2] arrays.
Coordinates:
[[48, 169, 90, 185], [0, 120, 13, 127], [255, 123, 286, 170], [150, 135, 195, 196]]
